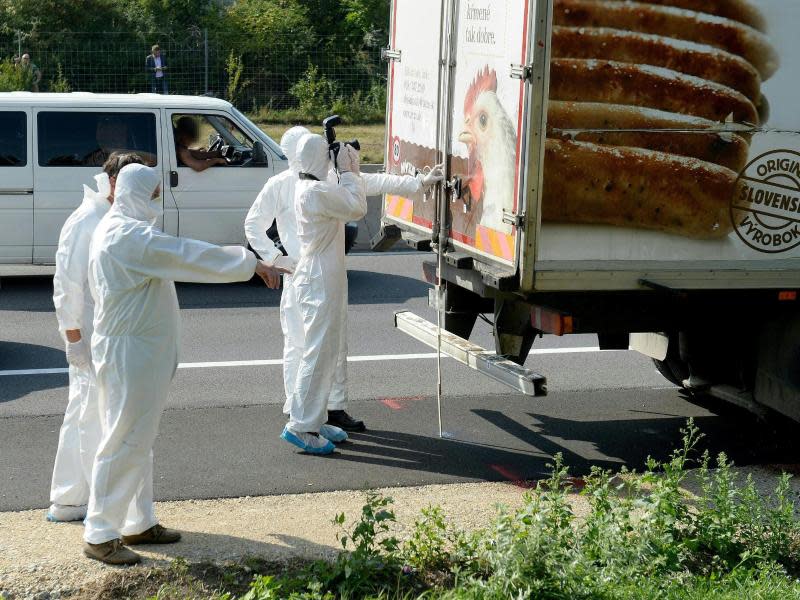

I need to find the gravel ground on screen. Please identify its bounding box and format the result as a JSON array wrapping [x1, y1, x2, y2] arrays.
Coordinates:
[[0, 481, 533, 600], [2, 467, 797, 600]]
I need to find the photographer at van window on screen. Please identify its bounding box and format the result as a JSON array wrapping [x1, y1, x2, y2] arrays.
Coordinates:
[[173, 116, 227, 172]]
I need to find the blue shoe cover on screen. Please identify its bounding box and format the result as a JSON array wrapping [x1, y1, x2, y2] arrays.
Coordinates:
[[281, 426, 335, 455], [319, 423, 348, 443]]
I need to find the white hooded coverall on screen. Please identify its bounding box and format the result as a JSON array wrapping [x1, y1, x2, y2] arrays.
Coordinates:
[[244, 129, 424, 418], [286, 134, 366, 432], [85, 164, 258, 544], [50, 174, 111, 509]]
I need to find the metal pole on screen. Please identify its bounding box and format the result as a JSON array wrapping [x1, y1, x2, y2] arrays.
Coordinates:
[[435, 0, 457, 439], [203, 28, 209, 95], [17, 30, 21, 58]]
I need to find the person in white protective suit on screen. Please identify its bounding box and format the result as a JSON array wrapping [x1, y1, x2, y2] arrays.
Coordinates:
[[279, 133, 366, 454], [84, 163, 288, 565], [49, 152, 144, 523], [244, 127, 443, 435]]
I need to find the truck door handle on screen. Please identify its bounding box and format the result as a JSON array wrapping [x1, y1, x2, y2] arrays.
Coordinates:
[[170, 171, 179, 188]]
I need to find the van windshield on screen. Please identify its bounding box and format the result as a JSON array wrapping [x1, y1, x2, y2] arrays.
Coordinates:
[[232, 108, 285, 159]]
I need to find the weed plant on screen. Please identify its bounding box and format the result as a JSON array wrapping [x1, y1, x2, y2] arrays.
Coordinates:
[[141, 420, 800, 600]]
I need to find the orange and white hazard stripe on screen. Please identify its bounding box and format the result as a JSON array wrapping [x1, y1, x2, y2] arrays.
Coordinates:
[[475, 224, 515, 261], [385, 194, 414, 222]]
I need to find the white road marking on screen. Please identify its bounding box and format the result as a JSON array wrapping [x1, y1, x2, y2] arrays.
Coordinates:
[[0, 347, 625, 377]]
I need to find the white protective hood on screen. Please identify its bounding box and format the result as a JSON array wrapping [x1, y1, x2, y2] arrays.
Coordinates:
[[110, 163, 162, 222], [296, 133, 331, 182], [281, 126, 310, 175]]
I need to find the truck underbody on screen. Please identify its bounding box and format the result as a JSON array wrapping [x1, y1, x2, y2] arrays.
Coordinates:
[[411, 253, 800, 423]]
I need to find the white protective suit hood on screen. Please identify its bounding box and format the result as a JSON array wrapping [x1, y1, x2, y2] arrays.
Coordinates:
[[281, 126, 310, 175], [296, 133, 331, 182], [111, 164, 162, 222], [81, 172, 110, 203]]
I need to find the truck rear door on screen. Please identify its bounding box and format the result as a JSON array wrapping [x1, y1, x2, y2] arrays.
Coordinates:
[[382, 0, 446, 239], [383, 0, 537, 274]]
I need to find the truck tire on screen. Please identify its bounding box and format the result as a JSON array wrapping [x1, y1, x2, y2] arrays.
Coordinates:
[[344, 222, 358, 254], [652, 333, 689, 387], [653, 358, 684, 387]]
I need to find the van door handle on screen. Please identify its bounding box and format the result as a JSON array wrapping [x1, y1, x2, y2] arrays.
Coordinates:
[[170, 171, 179, 188]]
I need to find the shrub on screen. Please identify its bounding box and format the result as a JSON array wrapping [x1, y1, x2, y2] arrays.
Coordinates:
[[289, 64, 340, 121], [0, 59, 33, 91]]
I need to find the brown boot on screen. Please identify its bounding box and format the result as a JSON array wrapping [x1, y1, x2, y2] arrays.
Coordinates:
[[83, 539, 141, 565], [122, 524, 181, 545]]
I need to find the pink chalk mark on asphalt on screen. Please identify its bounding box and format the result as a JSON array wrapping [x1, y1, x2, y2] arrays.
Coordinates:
[[489, 464, 586, 491], [489, 464, 536, 489], [380, 395, 425, 410]]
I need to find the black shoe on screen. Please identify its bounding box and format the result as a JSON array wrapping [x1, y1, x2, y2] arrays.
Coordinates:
[[327, 410, 366, 432]]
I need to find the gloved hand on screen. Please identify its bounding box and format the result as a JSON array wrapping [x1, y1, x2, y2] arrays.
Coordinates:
[[255, 260, 293, 289], [420, 163, 445, 188], [273, 255, 297, 273], [336, 144, 361, 175], [65, 339, 92, 371]]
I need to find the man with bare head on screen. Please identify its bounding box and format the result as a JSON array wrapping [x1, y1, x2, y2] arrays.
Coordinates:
[[49, 152, 145, 524]]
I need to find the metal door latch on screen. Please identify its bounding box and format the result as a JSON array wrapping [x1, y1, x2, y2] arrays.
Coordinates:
[[510, 63, 533, 81], [502, 209, 524, 227], [446, 176, 463, 200], [382, 47, 402, 62]]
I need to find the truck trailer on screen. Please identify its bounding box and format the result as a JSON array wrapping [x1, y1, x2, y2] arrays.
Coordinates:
[[373, 0, 800, 420]]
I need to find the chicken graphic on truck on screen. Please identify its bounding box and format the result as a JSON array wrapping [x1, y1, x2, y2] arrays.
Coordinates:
[[458, 66, 518, 237]]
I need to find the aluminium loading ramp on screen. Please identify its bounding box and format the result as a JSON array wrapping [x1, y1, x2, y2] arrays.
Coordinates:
[[394, 310, 547, 397]]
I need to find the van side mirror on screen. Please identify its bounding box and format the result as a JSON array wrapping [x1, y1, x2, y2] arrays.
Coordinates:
[[252, 141, 268, 166]]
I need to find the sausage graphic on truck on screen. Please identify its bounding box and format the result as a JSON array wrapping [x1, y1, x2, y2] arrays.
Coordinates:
[[373, 0, 800, 420]]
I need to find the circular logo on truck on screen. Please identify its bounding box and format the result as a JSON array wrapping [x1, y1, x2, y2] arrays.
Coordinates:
[[731, 150, 800, 253], [392, 136, 401, 164]]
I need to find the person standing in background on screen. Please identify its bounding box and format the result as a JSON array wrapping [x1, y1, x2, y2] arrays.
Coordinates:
[[145, 45, 168, 94], [19, 54, 42, 92]]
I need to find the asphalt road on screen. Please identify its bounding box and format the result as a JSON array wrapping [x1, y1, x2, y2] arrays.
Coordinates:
[[1, 252, 798, 512]]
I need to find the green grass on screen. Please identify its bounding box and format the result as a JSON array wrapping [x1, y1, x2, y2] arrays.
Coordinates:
[[73, 420, 800, 600], [255, 122, 386, 165]]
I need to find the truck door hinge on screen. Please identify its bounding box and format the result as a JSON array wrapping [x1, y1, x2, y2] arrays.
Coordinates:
[[510, 63, 533, 81], [382, 47, 402, 62], [502, 209, 525, 228]]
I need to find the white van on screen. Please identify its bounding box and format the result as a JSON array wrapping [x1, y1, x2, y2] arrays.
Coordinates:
[[0, 92, 287, 264]]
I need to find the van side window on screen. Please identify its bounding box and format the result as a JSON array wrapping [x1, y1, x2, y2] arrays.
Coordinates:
[[0, 112, 27, 167], [38, 112, 158, 167], [172, 113, 258, 170]]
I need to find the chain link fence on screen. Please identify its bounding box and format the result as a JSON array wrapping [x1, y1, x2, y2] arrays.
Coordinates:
[[0, 29, 387, 116]]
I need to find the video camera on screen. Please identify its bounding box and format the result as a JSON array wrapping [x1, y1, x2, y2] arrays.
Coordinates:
[[323, 115, 360, 166]]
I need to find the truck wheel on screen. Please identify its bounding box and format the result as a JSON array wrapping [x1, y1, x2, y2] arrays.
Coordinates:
[[344, 222, 358, 254], [653, 358, 682, 387], [652, 333, 689, 387]]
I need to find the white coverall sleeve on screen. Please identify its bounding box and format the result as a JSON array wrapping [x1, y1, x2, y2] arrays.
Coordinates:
[[135, 227, 258, 284], [319, 172, 368, 222], [363, 172, 422, 197], [53, 223, 90, 334], [244, 181, 283, 265]]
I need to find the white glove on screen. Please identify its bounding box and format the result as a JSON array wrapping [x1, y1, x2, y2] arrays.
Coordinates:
[[273, 255, 297, 274], [421, 164, 445, 188], [336, 144, 361, 175], [65, 339, 91, 371]]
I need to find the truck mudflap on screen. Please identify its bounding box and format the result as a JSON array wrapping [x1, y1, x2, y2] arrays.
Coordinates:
[[394, 310, 547, 397]]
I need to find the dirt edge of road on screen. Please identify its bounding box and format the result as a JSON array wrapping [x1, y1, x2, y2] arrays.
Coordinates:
[[0, 481, 533, 600], [2, 467, 798, 600]]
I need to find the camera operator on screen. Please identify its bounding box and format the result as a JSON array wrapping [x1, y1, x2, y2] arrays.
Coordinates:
[[280, 133, 366, 454]]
